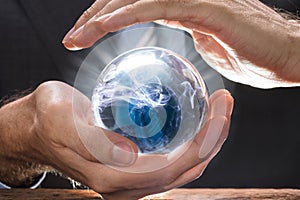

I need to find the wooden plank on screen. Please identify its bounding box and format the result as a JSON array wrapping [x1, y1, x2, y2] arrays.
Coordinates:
[[0, 188, 299, 199], [145, 189, 300, 199], [0, 189, 101, 200]]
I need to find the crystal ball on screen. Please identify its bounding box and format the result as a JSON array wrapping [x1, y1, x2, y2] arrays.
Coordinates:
[[92, 47, 208, 154]]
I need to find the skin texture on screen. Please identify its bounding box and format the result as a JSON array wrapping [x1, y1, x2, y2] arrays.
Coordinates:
[[0, 81, 233, 199], [63, 0, 300, 88]]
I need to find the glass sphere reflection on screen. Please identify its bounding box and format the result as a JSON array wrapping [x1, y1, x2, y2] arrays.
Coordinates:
[[92, 47, 208, 154]]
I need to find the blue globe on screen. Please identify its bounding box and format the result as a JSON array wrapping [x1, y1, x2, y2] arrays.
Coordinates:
[[92, 47, 208, 154], [99, 83, 181, 153]]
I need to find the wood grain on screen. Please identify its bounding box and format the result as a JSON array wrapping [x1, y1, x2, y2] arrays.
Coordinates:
[[0, 188, 299, 199]]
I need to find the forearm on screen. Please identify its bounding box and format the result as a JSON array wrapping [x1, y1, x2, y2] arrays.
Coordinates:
[[0, 93, 51, 187], [284, 20, 300, 82]]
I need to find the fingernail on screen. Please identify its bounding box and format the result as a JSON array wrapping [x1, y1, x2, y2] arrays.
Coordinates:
[[64, 14, 110, 51], [64, 44, 83, 51], [112, 142, 136, 166], [211, 94, 233, 118], [63, 26, 84, 51], [198, 116, 226, 159], [62, 27, 75, 44]]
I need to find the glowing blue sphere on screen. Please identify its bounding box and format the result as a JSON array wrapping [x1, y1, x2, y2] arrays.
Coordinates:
[[92, 47, 208, 154]]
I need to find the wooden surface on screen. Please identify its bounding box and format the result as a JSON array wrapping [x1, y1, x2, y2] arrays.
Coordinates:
[[0, 188, 299, 200]]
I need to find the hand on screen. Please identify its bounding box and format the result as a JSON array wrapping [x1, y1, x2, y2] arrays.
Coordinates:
[[63, 0, 300, 88], [0, 81, 138, 187], [74, 88, 233, 200], [32, 81, 140, 169], [0, 81, 233, 199], [36, 83, 233, 199]]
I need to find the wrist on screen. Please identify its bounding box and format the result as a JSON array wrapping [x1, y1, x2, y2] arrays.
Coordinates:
[[0, 93, 36, 161], [0, 93, 51, 187]]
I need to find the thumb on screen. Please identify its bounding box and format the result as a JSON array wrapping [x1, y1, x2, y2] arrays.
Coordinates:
[[76, 123, 138, 167]]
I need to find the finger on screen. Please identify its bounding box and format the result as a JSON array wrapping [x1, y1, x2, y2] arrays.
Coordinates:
[[76, 122, 138, 167], [99, 0, 138, 17], [99, 0, 200, 31], [163, 89, 233, 189], [63, 0, 138, 40], [164, 159, 210, 190], [105, 90, 233, 173], [101, 115, 231, 199], [165, 114, 232, 189], [112, 117, 229, 190], [208, 89, 234, 119], [51, 138, 152, 195], [197, 89, 234, 160], [70, 83, 138, 166], [108, 90, 233, 186], [127, 163, 207, 200], [63, 0, 110, 44], [74, 0, 139, 32], [74, 0, 111, 29], [75, 90, 233, 193], [70, 120, 223, 200], [64, 0, 206, 50], [63, 0, 138, 50], [63, 15, 110, 50]]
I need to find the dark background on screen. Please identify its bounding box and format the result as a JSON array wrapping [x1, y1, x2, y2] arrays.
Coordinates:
[[0, 0, 300, 189]]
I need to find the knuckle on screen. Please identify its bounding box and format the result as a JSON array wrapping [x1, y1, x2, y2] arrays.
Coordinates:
[[124, 4, 134, 14], [123, 4, 142, 23], [75, 1, 98, 28], [35, 81, 72, 111], [88, 20, 105, 33], [101, 2, 113, 14], [83, 9, 92, 20], [75, 10, 92, 28], [84, 2, 98, 19]]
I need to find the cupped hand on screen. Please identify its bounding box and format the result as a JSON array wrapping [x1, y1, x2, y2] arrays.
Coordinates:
[[63, 0, 300, 88], [31, 81, 138, 175], [32, 81, 233, 200]]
